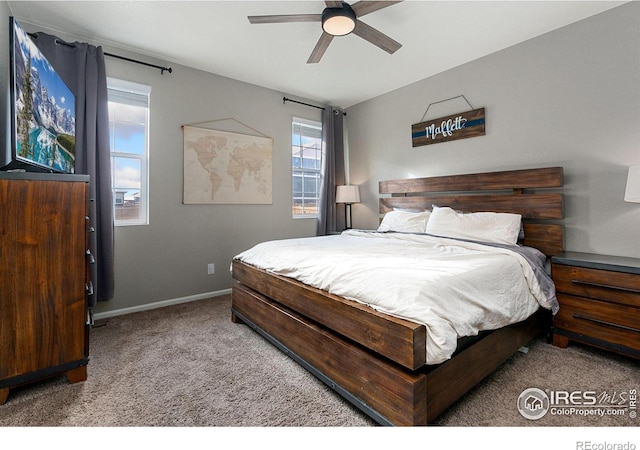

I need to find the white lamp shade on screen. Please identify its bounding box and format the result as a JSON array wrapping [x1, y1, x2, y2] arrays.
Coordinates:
[[625, 165, 640, 203], [336, 185, 360, 204]]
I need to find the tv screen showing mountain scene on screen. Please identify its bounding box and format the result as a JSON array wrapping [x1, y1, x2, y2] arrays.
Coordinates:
[[12, 18, 76, 173]]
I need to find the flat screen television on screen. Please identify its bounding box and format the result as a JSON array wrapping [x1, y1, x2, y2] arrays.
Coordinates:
[[1, 17, 76, 173]]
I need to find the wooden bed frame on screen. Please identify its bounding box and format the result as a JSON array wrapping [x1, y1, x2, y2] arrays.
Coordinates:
[[231, 166, 564, 426]]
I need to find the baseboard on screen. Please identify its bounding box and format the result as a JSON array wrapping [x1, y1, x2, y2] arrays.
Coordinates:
[[91, 288, 232, 321]]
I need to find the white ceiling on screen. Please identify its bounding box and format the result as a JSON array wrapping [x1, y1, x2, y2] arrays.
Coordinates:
[[8, 0, 626, 108]]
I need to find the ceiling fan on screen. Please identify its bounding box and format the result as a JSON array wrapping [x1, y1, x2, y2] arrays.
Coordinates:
[[248, 1, 403, 64]]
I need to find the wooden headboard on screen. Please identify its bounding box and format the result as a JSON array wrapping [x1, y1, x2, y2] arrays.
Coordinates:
[[379, 167, 564, 256]]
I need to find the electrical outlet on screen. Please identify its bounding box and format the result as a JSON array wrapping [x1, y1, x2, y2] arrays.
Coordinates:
[[207, 263, 215, 275]]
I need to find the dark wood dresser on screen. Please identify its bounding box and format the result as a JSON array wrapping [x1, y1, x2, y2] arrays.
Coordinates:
[[551, 251, 640, 359], [0, 172, 91, 404]]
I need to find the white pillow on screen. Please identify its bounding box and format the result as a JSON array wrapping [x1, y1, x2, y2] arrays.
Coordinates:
[[425, 206, 522, 245], [377, 209, 431, 233]]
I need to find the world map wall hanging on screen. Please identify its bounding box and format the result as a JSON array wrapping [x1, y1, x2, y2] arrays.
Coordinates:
[[182, 125, 273, 204], [411, 107, 486, 147]]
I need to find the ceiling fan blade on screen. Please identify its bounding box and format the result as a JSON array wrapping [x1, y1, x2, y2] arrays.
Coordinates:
[[307, 32, 334, 64], [351, 1, 403, 17], [248, 14, 321, 24], [352, 20, 402, 54], [325, 1, 343, 7]]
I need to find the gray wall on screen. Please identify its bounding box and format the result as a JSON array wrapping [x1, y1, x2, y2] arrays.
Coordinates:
[[97, 59, 321, 316], [346, 2, 640, 259], [2, 2, 639, 317], [0, 2, 320, 316]]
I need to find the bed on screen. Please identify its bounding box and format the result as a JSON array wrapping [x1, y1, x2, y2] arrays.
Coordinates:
[[230, 166, 564, 426]]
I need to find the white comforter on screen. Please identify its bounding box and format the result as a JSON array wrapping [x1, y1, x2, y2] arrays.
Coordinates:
[[234, 230, 556, 365]]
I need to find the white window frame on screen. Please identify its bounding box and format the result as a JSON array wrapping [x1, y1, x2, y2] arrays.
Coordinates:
[[107, 77, 151, 226], [292, 117, 323, 219]]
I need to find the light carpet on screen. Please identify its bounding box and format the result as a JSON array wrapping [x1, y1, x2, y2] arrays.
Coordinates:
[[1, 295, 638, 429]]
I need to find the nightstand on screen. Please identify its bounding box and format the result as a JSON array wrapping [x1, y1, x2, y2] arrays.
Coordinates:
[[551, 251, 640, 359]]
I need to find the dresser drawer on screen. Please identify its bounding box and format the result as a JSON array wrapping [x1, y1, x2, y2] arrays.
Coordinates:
[[553, 293, 640, 352], [552, 264, 640, 308]]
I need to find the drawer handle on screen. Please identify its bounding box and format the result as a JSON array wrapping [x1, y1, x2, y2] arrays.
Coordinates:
[[571, 279, 640, 295], [572, 313, 640, 334]]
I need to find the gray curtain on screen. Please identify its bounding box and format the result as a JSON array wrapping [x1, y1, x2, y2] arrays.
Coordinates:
[[316, 106, 345, 235], [33, 32, 114, 306]]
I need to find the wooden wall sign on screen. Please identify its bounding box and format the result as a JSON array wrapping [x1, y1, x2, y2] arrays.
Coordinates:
[[411, 107, 485, 147]]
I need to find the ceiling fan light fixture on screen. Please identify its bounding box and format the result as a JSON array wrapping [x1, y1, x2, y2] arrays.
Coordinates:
[[322, 3, 357, 36]]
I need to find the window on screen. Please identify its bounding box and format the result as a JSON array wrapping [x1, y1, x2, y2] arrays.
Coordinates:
[[292, 117, 322, 218], [107, 78, 150, 226]]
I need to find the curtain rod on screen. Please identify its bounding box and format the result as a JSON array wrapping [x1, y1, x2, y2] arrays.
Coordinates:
[[283, 97, 346, 116], [283, 96, 324, 110], [28, 32, 173, 75], [104, 52, 172, 75]]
